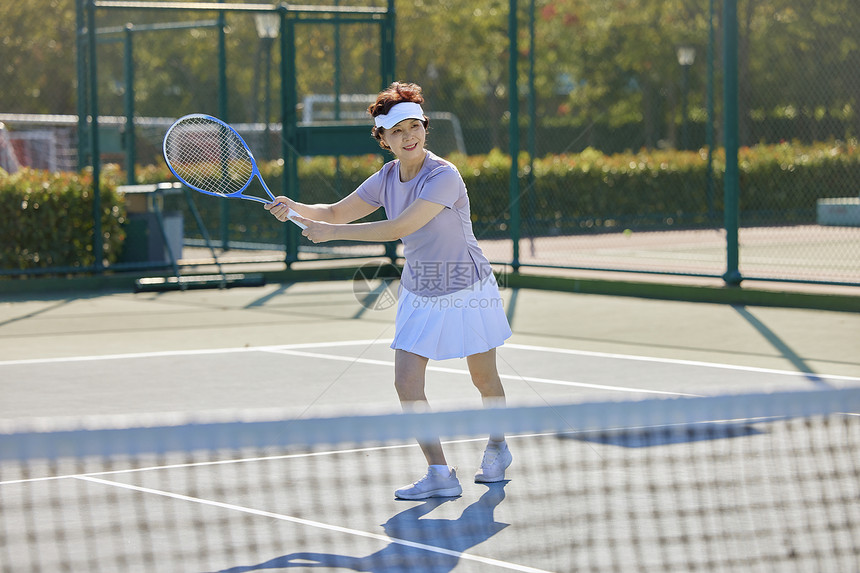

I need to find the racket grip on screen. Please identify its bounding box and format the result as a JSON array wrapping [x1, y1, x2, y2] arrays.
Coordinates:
[[287, 208, 307, 230]]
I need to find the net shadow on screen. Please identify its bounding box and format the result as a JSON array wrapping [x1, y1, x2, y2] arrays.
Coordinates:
[[562, 422, 764, 448]]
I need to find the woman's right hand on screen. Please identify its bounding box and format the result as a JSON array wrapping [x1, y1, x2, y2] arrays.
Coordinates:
[[264, 196, 296, 222]]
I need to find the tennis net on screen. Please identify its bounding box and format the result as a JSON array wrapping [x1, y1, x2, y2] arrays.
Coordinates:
[[1, 388, 858, 572]]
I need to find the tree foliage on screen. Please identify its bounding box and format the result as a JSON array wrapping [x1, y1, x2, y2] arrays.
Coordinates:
[[0, 0, 78, 114], [0, 0, 856, 150]]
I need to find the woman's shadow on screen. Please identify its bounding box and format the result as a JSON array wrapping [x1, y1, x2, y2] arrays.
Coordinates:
[[213, 482, 509, 573]]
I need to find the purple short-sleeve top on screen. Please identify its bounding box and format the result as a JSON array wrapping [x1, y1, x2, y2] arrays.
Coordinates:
[[356, 151, 493, 297]]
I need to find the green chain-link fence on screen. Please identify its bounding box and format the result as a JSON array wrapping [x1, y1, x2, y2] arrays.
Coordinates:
[[1, 0, 857, 287]]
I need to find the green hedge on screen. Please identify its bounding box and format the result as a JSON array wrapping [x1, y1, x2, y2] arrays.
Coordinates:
[[141, 140, 860, 244], [5, 140, 856, 272], [0, 167, 126, 270], [463, 141, 860, 236]]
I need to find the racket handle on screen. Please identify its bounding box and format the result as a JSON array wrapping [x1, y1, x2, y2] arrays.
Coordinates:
[[286, 208, 308, 230]]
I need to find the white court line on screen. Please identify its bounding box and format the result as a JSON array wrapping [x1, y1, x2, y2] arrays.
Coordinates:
[[4, 430, 568, 490], [0, 339, 389, 367], [0, 442, 421, 486], [504, 343, 860, 382], [75, 475, 552, 573], [2, 338, 856, 383], [263, 348, 698, 397], [0, 430, 565, 487]]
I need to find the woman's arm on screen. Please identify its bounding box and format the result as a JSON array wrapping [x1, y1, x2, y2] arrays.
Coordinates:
[[293, 198, 445, 244], [265, 191, 378, 224]]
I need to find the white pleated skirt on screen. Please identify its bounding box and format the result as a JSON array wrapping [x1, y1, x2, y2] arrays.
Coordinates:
[[391, 274, 512, 361]]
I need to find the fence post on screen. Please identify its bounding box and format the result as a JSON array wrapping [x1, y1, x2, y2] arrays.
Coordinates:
[[382, 0, 397, 263], [705, 0, 716, 220], [526, 0, 536, 234], [76, 0, 89, 172], [124, 25, 136, 185], [722, 0, 741, 285], [382, 0, 396, 86], [87, 0, 102, 271], [280, 11, 300, 266], [217, 0, 229, 251], [508, 0, 520, 272]]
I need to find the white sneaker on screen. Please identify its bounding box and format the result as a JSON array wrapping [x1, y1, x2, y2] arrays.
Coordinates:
[[395, 467, 462, 500], [474, 442, 512, 483]]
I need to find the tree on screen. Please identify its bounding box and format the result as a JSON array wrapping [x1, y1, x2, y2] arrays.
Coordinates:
[[395, 0, 512, 148], [0, 0, 855, 154], [0, 0, 78, 114], [738, 0, 860, 145]]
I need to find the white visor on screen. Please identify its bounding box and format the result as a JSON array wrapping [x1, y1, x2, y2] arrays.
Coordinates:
[[373, 102, 425, 130]]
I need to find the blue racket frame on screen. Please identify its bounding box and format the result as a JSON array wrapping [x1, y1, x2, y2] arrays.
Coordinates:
[[163, 113, 305, 228], [163, 113, 277, 204]]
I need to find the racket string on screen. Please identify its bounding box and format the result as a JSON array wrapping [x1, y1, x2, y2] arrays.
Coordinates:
[[165, 117, 254, 196]]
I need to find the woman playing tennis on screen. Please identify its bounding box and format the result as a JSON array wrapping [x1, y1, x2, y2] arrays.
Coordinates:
[[265, 82, 512, 500]]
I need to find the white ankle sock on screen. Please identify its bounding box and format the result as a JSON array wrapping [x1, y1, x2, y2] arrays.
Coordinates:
[[429, 464, 450, 475]]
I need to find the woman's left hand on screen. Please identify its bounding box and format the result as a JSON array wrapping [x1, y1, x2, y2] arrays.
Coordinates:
[[291, 216, 336, 243]]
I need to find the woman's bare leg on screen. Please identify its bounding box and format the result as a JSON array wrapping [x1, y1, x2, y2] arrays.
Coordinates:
[[466, 348, 507, 443], [394, 349, 447, 465]]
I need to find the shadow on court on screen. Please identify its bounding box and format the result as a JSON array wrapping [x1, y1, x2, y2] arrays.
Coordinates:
[[212, 483, 509, 573], [732, 306, 830, 387], [568, 422, 763, 448]]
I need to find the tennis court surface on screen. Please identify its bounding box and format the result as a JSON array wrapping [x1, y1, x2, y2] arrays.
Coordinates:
[[1, 281, 859, 572]]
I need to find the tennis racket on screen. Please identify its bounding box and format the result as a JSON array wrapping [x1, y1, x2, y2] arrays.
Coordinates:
[[162, 113, 306, 229]]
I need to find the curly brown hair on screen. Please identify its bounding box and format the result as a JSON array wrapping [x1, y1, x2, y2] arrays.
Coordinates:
[[368, 82, 430, 149]]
